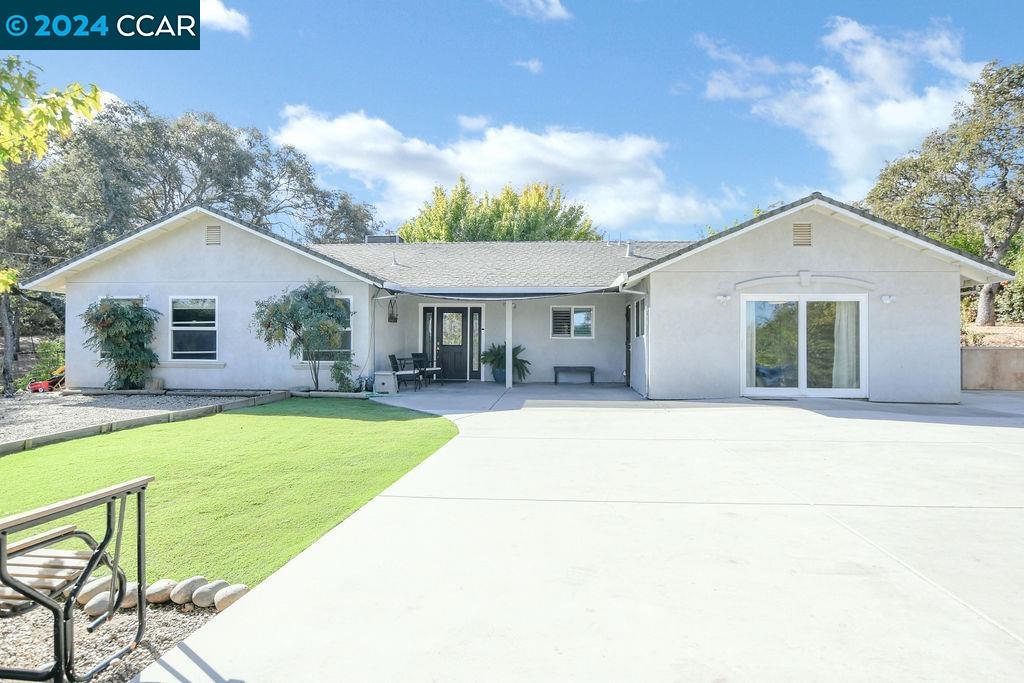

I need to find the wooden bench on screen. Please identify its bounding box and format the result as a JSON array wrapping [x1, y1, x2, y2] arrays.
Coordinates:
[[553, 365, 595, 385], [0, 476, 153, 682]]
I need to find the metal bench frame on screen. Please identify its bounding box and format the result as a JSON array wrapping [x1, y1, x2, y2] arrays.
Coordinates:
[[0, 477, 153, 682]]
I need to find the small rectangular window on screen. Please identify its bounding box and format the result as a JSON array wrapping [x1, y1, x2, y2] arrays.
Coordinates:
[[635, 299, 645, 337], [301, 297, 353, 362], [170, 297, 217, 360], [552, 306, 594, 339]]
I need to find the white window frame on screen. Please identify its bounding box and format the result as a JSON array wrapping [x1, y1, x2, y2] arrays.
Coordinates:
[[95, 295, 144, 360], [168, 296, 219, 362], [550, 305, 596, 340], [300, 295, 353, 363], [739, 293, 868, 398], [635, 299, 645, 338]]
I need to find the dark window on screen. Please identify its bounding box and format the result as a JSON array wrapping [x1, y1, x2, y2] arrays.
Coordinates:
[[170, 298, 217, 360]]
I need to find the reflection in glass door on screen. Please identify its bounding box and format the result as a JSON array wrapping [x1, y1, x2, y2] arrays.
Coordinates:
[[745, 300, 798, 388], [742, 295, 866, 397], [807, 301, 860, 389]]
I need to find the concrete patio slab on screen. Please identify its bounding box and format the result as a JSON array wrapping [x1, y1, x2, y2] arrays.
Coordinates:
[[138, 389, 1024, 682]]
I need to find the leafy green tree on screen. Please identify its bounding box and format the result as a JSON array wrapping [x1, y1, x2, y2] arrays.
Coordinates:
[[0, 56, 101, 168], [398, 177, 601, 242], [48, 102, 381, 248], [866, 62, 1024, 325], [251, 279, 352, 390], [80, 299, 161, 389]]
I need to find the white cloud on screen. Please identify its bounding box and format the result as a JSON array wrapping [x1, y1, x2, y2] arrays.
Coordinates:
[[457, 114, 491, 131], [274, 106, 732, 230], [697, 18, 984, 199], [201, 0, 250, 36], [498, 0, 571, 22], [514, 58, 544, 75]]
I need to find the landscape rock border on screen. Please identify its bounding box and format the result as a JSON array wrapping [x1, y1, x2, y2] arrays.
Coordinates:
[[0, 390, 290, 456], [145, 576, 249, 612]]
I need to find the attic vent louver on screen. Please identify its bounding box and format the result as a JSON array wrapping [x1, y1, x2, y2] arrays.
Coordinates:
[[206, 225, 222, 246], [792, 223, 812, 247]]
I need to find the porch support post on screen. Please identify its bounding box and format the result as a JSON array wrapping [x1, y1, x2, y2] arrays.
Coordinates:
[[505, 302, 513, 389]]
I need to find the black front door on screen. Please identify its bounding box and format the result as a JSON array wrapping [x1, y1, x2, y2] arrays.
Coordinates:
[[436, 308, 468, 380]]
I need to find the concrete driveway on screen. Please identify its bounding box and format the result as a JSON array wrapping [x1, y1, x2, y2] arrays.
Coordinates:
[[139, 386, 1024, 681]]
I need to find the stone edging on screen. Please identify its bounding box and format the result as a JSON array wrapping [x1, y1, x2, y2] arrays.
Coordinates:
[[288, 390, 371, 399], [0, 391, 291, 457]]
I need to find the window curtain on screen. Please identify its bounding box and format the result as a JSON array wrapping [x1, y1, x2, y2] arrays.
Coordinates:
[[831, 301, 859, 388]]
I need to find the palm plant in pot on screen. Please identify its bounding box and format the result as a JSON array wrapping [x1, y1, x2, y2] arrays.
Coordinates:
[[480, 343, 531, 384]]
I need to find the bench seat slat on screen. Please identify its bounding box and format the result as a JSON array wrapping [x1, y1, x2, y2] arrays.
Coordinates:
[[21, 549, 92, 559], [0, 578, 65, 600], [7, 525, 77, 555], [8, 555, 90, 569], [9, 565, 80, 580]]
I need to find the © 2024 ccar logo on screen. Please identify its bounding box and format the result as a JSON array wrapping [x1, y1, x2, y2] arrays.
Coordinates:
[[1, 1, 200, 50]]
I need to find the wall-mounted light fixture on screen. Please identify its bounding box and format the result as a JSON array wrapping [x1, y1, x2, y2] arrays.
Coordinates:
[[387, 298, 399, 322], [716, 294, 732, 305], [880, 295, 896, 304]]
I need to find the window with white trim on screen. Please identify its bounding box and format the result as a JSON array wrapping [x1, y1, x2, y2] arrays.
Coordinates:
[[301, 296, 353, 362], [170, 297, 217, 360], [551, 306, 594, 339], [635, 299, 645, 337]]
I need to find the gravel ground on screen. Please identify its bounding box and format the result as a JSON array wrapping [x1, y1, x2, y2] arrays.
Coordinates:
[[0, 393, 248, 443], [0, 601, 216, 681]]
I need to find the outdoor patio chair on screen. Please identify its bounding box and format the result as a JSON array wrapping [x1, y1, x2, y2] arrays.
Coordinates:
[[389, 354, 421, 392], [411, 352, 443, 386], [0, 476, 154, 683]]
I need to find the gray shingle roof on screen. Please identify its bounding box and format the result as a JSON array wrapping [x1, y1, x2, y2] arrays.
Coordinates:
[[308, 241, 689, 290]]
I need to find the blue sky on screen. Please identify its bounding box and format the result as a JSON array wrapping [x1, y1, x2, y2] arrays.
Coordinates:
[[20, 0, 1024, 239]]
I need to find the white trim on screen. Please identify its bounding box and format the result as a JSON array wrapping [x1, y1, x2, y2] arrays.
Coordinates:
[[549, 305, 596, 339], [734, 273, 878, 291], [168, 295, 218, 362], [385, 285, 601, 295], [624, 198, 1010, 284], [24, 206, 379, 292], [157, 361, 226, 369], [739, 293, 869, 399]]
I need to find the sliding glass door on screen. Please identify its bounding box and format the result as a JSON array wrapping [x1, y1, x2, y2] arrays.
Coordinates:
[[742, 294, 866, 397]]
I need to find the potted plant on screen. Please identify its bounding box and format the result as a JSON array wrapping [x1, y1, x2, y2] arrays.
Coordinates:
[[480, 343, 531, 384]]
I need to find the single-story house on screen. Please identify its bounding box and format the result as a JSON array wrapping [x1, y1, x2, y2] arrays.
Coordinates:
[[24, 192, 1012, 402]]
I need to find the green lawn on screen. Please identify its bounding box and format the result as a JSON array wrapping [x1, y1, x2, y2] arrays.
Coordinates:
[[0, 398, 456, 586]]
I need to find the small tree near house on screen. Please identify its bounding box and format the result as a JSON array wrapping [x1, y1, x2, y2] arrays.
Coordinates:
[[81, 298, 161, 389], [251, 279, 352, 391]]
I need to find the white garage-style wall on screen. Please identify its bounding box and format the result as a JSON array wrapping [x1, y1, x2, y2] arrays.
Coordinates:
[[644, 205, 964, 403], [61, 214, 373, 390]]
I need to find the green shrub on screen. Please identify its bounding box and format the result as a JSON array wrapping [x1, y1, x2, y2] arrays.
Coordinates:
[[80, 299, 161, 389], [330, 354, 359, 392], [15, 338, 65, 390], [996, 279, 1024, 323]]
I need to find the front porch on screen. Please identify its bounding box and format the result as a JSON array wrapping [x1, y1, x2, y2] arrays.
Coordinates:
[[372, 380, 643, 417], [368, 291, 645, 393]]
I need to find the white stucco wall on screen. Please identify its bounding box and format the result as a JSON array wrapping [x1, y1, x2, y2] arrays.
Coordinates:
[[645, 206, 963, 402], [63, 216, 372, 390]]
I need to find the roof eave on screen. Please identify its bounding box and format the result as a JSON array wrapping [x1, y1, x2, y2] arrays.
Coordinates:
[[21, 205, 384, 292]]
